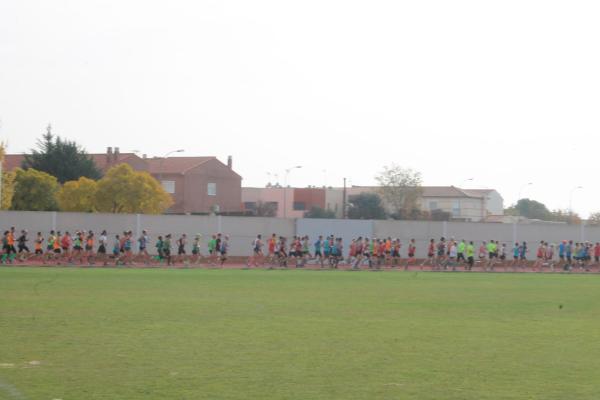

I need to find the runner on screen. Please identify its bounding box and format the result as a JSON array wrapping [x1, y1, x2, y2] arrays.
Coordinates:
[[466, 241, 475, 270], [163, 234, 173, 266], [72, 231, 83, 264], [352, 236, 364, 270], [61, 232, 72, 264], [34, 232, 44, 263], [52, 231, 62, 264], [207, 234, 217, 266], [267, 234, 277, 266], [176, 234, 187, 265], [391, 239, 401, 268], [247, 234, 264, 268], [314, 235, 324, 268], [277, 236, 288, 268], [406, 239, 416, 270], [519, 241, 528, 269], [220, 235, 229, 267], [155, 235, 164, 263], [112, 234, 121, 265], [15, 230, 29, 261], [435, 237, 446, 270], [98, 230, 108, 266], [138, 230, 150, 265], [478, 241, 487, 271], [85, 231, 95, 265], [190, 234, 202, 265], [421, 238, 435, 269], [456, 239, 466, 265]]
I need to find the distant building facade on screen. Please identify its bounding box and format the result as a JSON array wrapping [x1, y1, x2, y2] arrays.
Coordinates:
[[242, 186, 504, 221]]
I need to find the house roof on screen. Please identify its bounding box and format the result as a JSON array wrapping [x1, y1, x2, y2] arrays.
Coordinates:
[[89, 153, 141, 172], [145, 157, 216, 174], [2, 154, 25, 171], [350, 185, 487, 199], [420, 186, 476, 198], [3, 153, 242, 179]]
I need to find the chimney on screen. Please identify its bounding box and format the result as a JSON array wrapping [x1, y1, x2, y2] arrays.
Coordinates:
[[114, 147, 120, 162], [106, 147, 113, 166], [227, 155, 232, 169]]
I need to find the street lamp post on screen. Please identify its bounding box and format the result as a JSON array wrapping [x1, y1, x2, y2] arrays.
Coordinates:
[[459, 178, 474, 187], [283, 165, 302, 218], [569, 186, 583, 222]]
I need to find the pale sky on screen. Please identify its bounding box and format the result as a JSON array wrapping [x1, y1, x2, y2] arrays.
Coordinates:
[[1, 1, 599, 216]]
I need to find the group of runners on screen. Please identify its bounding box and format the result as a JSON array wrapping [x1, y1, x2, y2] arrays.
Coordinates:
[[2, 226, 599, 272], [0, 227, 230, 267], [245, 234, 600, 272]]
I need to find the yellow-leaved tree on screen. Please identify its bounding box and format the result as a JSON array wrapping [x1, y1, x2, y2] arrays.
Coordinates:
[[1, 170, 15, 210], [95, 164, 172, 214], [11, 168, 60, 211], [58, 176, 98, 212]]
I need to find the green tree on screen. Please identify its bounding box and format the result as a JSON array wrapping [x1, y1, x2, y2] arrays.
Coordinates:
[[375, 164, 423, 217], [305, 206, 336, 219], [95, 164, 172, 214], [347, 192, 387, 220], [11, 168, 59, 211], [505, 199, 552, 220], [58, 177, 98, 212], [23, 124, 101, 183]]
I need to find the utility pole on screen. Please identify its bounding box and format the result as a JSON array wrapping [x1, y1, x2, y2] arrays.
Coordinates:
[[342, 177, 347, 219]]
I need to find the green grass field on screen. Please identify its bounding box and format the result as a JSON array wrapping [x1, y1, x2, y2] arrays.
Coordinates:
[[1, 268, 600, 400]]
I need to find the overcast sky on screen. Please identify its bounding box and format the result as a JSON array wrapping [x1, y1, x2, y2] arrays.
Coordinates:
[[1, 1, 599, 216]]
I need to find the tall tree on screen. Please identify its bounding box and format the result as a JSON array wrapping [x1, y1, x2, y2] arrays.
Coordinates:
[[58, 177, 98, 212], [94, 164, 173, 214], [375, 164, 423, 218], [347, 193, 387, 220], [11, 168, 59, 211], [23, 124, 101, 183]]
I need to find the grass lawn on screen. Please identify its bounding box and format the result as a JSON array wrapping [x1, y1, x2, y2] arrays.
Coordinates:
[[1, 268, 600, 400]]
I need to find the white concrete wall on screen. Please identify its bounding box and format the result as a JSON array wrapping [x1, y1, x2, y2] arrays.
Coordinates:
[[1, 211, 599, 259]]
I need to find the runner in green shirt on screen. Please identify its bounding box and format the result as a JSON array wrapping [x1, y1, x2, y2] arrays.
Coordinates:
[[457, 240, 466, 264], [466, 241, 475, 270], [208, 235, 217, 266]]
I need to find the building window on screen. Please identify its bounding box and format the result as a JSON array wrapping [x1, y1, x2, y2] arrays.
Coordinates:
[[244, 202, 257, 211], [266, 202, 279, 210], [207, 183, 216, 196], [293, 201, 306, 211], [428, 201, 438, 210], [161, 180, 175, 194], [452, 200, 461, 217]]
